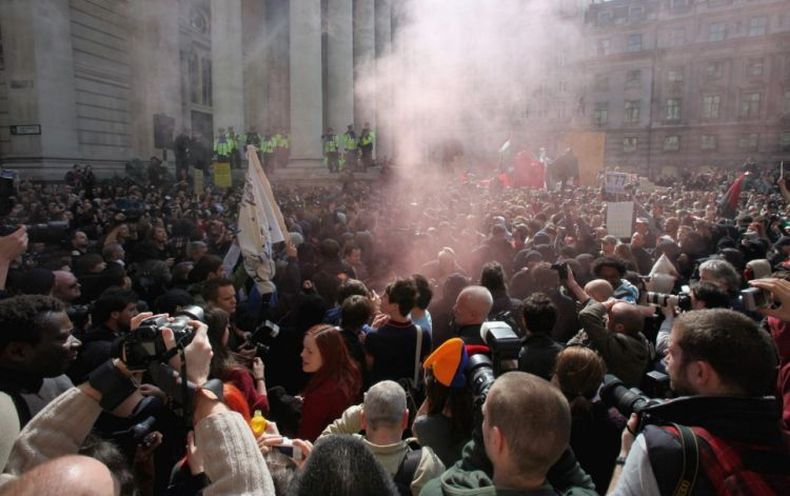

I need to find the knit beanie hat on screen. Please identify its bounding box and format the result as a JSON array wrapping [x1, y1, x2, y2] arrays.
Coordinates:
[[423, 338, 468, 388]]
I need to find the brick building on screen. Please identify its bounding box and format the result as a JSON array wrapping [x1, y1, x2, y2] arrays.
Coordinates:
[[578, 0, 790, 177]]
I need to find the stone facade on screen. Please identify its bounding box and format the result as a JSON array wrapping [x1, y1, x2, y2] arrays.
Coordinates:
[[0, 0, 395, 180], [577, 0, 790, 176]]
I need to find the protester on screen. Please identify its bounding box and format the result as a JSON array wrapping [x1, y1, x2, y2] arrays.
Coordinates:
[[2, 148, 790, 495]]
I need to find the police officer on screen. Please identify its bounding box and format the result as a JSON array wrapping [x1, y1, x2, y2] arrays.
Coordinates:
[[359, 122, 375, 171], [323, 128, 340, 173], [342, 124, 359, 172]]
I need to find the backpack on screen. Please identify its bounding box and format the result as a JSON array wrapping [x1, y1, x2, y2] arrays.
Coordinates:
[[647, 423, 790, 496], [393, 441, 423, 496]]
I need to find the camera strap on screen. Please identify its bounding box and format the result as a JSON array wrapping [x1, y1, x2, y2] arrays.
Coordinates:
[[413, 324, 423, 386], [670, 422, 700, 496], [180, 347, 190, 429]]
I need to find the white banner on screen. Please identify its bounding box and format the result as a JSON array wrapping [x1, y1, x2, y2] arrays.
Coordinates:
[[237, 145, 287, 294]]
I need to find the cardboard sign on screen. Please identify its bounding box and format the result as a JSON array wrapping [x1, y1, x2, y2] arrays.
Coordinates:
[[213, 161, 232, 188], [604, 171, 631, 194], [606, 201, 634, 239]]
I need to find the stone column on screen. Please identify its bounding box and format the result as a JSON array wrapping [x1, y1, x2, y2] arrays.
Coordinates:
[[242, 0, 267, 134], [129, 0, 182, 161], [211, 0, 245, 134], [326, 0, 354, 132], [0, 0, 79, 179], [375, 0, 392, 160], [289, 0, 323, 167], [353, 0, 376, 130]]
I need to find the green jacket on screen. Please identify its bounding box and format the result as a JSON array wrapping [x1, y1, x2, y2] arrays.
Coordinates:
[[420, 439, 597, 496], [573, 299, 650, 388]]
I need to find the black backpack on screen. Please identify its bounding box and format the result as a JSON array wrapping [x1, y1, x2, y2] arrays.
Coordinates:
[[393, 442, 423, 496]]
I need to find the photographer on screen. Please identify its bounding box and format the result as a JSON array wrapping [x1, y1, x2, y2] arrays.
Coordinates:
[[0, 315, 275, 495], [608, 309, 789, 495], [566, 269, 650, 388], [654, 281, 730, 360]]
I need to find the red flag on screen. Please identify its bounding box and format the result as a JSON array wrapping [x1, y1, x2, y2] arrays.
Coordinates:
[[718, 173, 746, 219]]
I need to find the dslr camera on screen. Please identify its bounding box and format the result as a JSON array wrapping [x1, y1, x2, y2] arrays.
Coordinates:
[[642, 291, 692, 312], [117, 305, 205, 371], [601, 373, 676, 432]]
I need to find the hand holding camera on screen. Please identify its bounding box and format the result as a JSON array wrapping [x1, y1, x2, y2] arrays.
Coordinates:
[[748, 278, 788, 321]]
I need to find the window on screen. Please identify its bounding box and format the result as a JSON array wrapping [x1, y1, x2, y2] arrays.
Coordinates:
[[667, 67, 684, 83], [627, 33, 643, 52], [188, 52, 200, 104], [665, 99, 681, 121], [623, 137, 638, 153], [709, 22, 727, 42], [781, 131, 790, 151], [188, 51, 212, 106], [738, 133, 759, 150], [747, 58, 765, 78], [593, 74, 610, 91], [593, 102, 609, 126], [664, 136, 680, 151], [701, 135, 717, 150], [749, 17, 767, 37], [598, 11, 612, 26], [784, 90, 790, 114], [702, 95, 721, 119], [598, 39, 611, 56], [625, 100, 641, 123], [201, 57, 212, 106], [705, 61, 724, 80], [626, 69, 642, 87], [740, 91, 762, 118], [671, 28, 686, 47]]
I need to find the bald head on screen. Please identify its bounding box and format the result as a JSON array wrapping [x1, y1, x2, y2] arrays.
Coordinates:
[[2, 455, 118, 496], [453, 286, 494, 326], [52, 270, 81, 303], [609, 302, 644, 336], [584, 279, 613, 303]]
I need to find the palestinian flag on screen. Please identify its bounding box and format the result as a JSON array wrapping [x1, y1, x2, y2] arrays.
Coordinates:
[[718, 173, 747, 219]]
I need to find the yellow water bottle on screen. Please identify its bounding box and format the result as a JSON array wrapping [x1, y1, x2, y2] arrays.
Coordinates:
[[251, 409, 267, 436]]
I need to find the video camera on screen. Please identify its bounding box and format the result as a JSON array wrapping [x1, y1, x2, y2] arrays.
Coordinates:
[[466, 321, 521, 408], [116, 305, 204, 371], [247, 319, 281, 354]]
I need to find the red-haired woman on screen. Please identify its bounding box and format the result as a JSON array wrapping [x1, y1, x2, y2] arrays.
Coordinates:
[[298, 324, 362, 441]]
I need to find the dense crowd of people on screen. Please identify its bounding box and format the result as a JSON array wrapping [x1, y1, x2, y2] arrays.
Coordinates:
[[0, 159, 789, 495]]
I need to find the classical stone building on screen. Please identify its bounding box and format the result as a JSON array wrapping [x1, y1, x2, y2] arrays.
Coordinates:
[[0, 0, 394, 179], [577, 0, 790, 177]]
